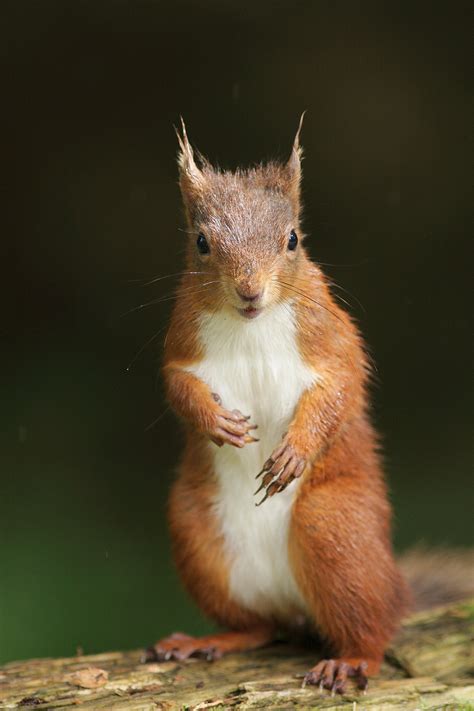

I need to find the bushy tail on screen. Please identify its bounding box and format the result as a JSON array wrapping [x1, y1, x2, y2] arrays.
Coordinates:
[[398, 546, 474, 612]]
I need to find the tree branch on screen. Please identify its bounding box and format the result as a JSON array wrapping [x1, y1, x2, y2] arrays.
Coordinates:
[[1, 598, 472, 709]]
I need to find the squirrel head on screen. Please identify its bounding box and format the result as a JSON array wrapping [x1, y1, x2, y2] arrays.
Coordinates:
[[176, 116, 307, 320]]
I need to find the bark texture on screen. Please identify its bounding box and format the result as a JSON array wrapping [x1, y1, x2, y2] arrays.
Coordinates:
[[0, 599, 472, 710]]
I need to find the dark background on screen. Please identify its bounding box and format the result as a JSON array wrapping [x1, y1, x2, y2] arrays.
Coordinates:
[[0, 0, 472, 664]]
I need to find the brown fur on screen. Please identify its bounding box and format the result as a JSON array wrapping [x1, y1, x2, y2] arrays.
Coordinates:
[[155, 120, 413, 691], [168, 438, 267, 630], [290, 421, 408, 663]]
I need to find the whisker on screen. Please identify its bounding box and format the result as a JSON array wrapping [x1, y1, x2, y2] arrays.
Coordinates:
[[127, 281, 217, 370], [120, 281, 219, 318], [316, 260, 369, 268], [125, 270, 203, 286], [277, 281, 356, 368], [178, 227, 200, 236], [275, 293, 294, 322], [277, 279, 347, 326], [126, 324, 169, 372], [326, 290, 353, 312], [289, 271, 366, 317], [142, 270, 211, 287], [145, 405, 171, 432], [164, 291, 226, 357], [325, 279, 366, 315]]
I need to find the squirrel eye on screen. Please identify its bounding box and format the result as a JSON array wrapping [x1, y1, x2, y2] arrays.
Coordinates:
[[196, 232, 210, 255], [288, 229, 298, 251]]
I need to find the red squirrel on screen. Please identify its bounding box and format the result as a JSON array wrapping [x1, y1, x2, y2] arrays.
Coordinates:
[[144, 118, 458, 694]]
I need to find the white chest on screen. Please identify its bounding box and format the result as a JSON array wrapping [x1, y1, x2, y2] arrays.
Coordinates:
[[187, 304, 318, 620]]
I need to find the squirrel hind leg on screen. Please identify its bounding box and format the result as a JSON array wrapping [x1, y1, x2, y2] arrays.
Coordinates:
[[303, 657, 381, 695], [143, 626, 274, 663]]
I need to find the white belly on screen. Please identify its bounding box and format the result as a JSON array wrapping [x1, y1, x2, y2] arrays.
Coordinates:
[[187, 304, 319, 621]]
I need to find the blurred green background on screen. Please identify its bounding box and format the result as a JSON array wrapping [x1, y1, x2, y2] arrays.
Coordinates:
[[0, 1, 472, 664]]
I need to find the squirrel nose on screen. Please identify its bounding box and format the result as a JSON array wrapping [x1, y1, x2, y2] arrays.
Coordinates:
[[236, 288, 262, 303]]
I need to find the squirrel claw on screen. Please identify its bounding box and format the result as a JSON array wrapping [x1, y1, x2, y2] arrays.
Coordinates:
[[255, 491, 270, 506], [255, 437, 308, 503], [209, 405, 258, 448], [255, 457, 274, 479], [254, 480, 266, 496], [303, 658, 371, 695], [255, 480, 280, 506]]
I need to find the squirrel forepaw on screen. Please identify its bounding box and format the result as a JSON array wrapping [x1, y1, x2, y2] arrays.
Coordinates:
[[255, 436, 307, 505], [207, 394, 258, 448]]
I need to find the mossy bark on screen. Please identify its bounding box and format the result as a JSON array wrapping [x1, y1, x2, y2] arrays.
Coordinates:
[[1, 599, 473, 710]]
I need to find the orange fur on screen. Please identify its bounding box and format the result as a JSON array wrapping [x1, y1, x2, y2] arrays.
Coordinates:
[[147, 627, 274, 662], [154, 120, 410, 693], [168, 439, 270, 630], [289, 418, 409, 666]]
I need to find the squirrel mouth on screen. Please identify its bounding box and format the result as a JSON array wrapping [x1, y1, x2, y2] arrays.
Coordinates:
[[238, 305, 262, 320]]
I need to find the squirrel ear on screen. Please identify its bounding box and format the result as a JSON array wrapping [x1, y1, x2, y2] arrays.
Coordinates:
[[284, 112, 305, 201], [176, 118, 205, 201]]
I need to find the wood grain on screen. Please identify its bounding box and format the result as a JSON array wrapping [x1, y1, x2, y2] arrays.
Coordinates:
[[0, 599, 472, 709]]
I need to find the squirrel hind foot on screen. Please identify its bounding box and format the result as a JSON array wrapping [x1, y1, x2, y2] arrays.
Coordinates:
[[144, 627, 274, 664], [302, 657, 380, 695], [143, 632, 222, 663]]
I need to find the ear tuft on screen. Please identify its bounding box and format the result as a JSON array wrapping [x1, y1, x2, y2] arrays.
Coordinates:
[[284, 112, 305, 206], [294, 111, 306, 150], [175, 117, 193, 171], [175, 118, 205, 200], [287, 111, 305, 174]]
